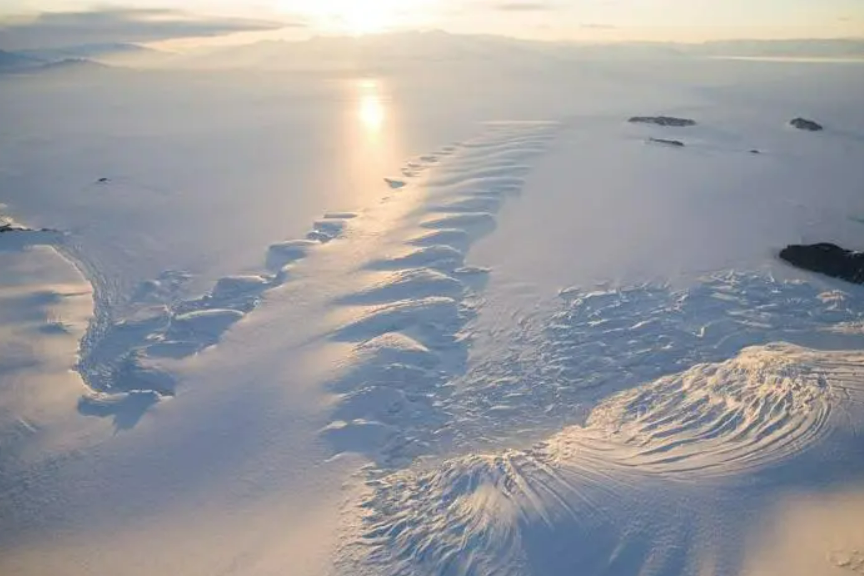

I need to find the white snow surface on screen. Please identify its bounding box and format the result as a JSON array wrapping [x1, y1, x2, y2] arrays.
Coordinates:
[[1, 56, 864, 576]]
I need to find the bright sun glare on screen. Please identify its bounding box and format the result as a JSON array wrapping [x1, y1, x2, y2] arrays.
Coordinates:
[[282, 0, 412, 35], [358, 80, 385, 134]]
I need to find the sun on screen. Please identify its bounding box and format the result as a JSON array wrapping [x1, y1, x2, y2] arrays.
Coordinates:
[[278, 0, 411, 35], [337, 4, 390, 35]]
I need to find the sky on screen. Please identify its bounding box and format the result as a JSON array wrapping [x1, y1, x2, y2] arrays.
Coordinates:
[[1, 0, 863, 50]]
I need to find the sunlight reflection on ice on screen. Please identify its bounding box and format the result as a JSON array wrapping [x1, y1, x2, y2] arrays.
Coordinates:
[[358, 79, 385, 137]]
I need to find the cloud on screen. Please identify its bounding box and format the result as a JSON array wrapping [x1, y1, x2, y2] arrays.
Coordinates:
[[494, 2, 556, 12], [0, 8, 302, 50]]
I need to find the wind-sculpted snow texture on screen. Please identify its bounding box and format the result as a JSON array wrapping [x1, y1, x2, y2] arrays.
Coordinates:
[[340, 342, 864, 576], [299, 124, 864, 575], [453, 273, 864, 448], [50, 119, 864, 576], [74, 209, 358, 417], [73, 209, 370, 424], [333, 270, 864, 575], [321, 122, 559, 466], [73, 122, 559, 431], [324, 268, 864, 470]]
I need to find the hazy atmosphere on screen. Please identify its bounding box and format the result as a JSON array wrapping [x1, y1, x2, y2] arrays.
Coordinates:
[[2, 2, 864, 576], [2, 0, 863, 46]]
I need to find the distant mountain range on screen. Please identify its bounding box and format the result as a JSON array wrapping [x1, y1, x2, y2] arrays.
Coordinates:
[[19, 42, 162, 63], [0, 42, 165, 74], [2, 35, 863, 74], [170, 33, 864, 71], [0, 48, 108, 74]]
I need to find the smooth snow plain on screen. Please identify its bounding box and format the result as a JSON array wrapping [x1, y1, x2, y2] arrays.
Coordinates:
[[1, 56, 864, 576]]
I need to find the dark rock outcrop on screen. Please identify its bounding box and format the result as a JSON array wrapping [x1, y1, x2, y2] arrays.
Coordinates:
[[629, 116, 696, 127], [0, 222, 57, 235], [789, 117, 823, 131], [648, 137, 685, 147], [0, 223, 30, 234], [779, 243, 864, 284]]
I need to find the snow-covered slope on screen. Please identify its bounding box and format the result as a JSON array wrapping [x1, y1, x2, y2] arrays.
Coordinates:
[[345, 344, 864, 576], [0, 221, 96, 482], [1, 54, 863, 576]]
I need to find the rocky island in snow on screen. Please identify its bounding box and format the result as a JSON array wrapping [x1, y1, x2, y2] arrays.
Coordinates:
[[780, 243, 864, 284], [629, 115, 697, 127], [789, 117, 824, 131]]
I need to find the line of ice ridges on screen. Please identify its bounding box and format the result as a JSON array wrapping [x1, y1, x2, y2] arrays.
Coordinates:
[[318, 123, 561, 467], [73, 152, 455, 426]]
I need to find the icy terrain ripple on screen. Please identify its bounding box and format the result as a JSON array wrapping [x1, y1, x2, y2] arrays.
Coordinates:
[[340, 343, 864, 576]]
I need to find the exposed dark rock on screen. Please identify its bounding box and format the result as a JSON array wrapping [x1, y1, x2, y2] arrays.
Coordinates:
[[789, 117, 823, 131], [648, 137, 685, 147], [0, 222, 57, 234], [779, 243, 864, 284], [98, 177, 110, 183], [750, 149, 761, 154], [0, 223, 30, 234], [629, 116, 696, 127]]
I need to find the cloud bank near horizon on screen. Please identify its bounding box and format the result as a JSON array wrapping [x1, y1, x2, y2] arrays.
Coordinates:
[[0, 8, 300, 50]]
